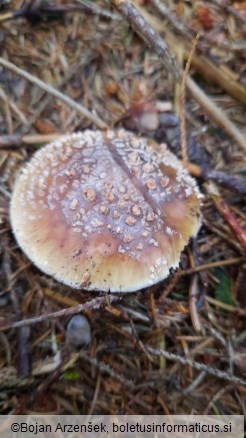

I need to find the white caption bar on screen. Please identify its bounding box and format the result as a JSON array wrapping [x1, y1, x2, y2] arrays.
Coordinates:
[[0, 415, 243, 437]]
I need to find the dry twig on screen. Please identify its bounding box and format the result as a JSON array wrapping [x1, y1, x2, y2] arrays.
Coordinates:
[[111, 0, 178, 78], [187, 162, 246, 195], [147, 346, 246, 387], [123, 4, 246, 153], [0, 295, 121, 332], [152, 3, 246, 103], [187, 77, 246, 153], [0, 133, 66, 148], [210, 193, 246, 258], [0, 58, 107, 130]]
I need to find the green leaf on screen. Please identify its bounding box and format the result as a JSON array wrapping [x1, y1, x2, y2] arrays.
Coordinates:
[[63, 369, 81, 381], [214, 268, 235, 306]]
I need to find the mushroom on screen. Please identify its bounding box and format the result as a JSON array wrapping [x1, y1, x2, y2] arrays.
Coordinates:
[[10, 129, 202, 292], [66, 315, 91, 348]]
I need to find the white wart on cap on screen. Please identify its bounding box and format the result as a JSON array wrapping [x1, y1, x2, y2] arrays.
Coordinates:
[[10, 130, 202, 292]]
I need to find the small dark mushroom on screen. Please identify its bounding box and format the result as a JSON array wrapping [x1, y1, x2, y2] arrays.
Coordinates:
[[66, 315, 91, 348]]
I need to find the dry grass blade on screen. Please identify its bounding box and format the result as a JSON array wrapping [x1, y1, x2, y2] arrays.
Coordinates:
[[130, 4, 246, 153], [189, 274, 202, 333], [179, 34, 200, 167], [210, 193, 246, 258], [187, 77, 246, 153], [0, 58, 107, 129], [111, 0, 178, 78]]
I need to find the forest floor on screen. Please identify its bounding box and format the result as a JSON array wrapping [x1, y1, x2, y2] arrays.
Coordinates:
[[0, 0, 246, 415]]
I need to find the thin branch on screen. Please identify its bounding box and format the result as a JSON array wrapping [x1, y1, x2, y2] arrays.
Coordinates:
[[187, 162, 246, 195], [147, 346, 246, 387], [76, 0, 121, 21], [152, 0, 192, 39], [0, 295, 121, 332], [111, 0, 178, 78], [0, 57, 107, 130], [0, 12, 12, 22], [0, 133, 66, 148], [180, 257, 241, 275], [182, 370, 207, 395]]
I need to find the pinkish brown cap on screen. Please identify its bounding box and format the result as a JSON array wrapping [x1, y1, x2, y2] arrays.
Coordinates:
[[10, 130, 202, 292]]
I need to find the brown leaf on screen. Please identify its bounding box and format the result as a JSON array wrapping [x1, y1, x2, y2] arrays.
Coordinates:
[[34, 118, 56, 134], [196, 6, 214, 29]]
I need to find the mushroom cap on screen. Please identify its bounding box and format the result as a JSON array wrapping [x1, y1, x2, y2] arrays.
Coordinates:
[[66, 315, 91, 347], [10, 130, 202, 292]]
